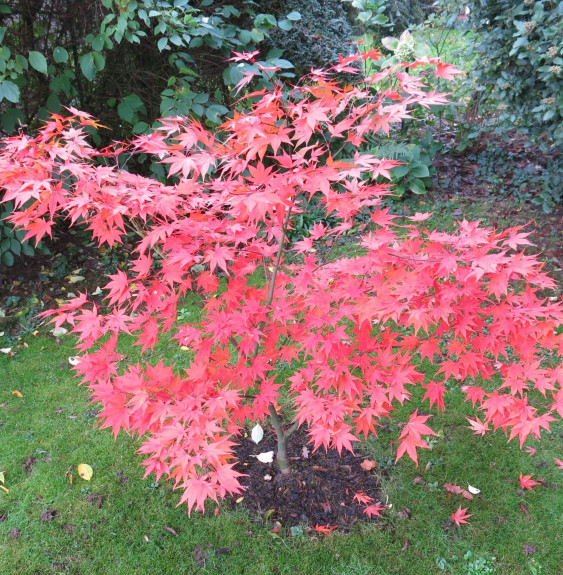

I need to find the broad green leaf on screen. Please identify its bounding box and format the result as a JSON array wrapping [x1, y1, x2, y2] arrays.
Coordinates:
[[132, 121, 149, 134], [277, 19, 292, 31], [80, 53, 96, 81], [381, 37, 399, 51], [391, 164, 410, 179], [157, 37, 169, 51], [410, 163, 430, 178], [372, 14, 389, 25], [28, 51, 48, 75], [53, 46, 69, 63], [92, 52, 105, 72], [409, 178, 426, 195], [1, 108, 25, 133], [0, 80, 20, 103], [1, 250, 14, 266], [286, 11, 301, 21], [92, 35, 105, 52]]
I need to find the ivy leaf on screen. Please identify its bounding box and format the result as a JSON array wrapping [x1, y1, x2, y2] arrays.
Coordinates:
[[29, 51, 48, 75]]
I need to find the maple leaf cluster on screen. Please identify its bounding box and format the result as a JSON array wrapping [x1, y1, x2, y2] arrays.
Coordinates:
[[0, 49, 562, 516]]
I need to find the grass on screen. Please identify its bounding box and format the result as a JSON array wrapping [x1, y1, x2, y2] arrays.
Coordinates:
[[1, 315, 562, 574]]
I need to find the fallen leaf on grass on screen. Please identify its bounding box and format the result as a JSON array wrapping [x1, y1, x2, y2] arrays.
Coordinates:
[[402, 539, 410, 551], [78, 463, 93, 481], [520, 503, 530, 514], [163, 526, 177, 535], [523, 545, 538, 556], [22, 457, 36, 476], [8, 527, 22, 540], [40, 509, 58, 522], [51, 327, 68, 337], [397, 507, 411, 519], [467, 484, 481, 495], [360, 459, 377, 471], [193, 545, 208, 567], [524, 446, 537, 456], [1, 347, 13, 354], [444, 482, 473, 500], [62, 524, 76, 533], [519, 473, 541, 490], [451, 506, 471, 526], [11, 390, 23, 398], [363, 503, 386, 518], [312, 524, 338, 535], [554, 458, 563, 470]]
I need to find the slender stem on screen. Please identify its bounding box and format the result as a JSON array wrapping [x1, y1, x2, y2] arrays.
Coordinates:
[[266, 206, 293, 307], [268, 405, 291, 476]]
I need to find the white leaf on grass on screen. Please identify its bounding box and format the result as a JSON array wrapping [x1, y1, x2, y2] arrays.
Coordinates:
[[251, 423, 264, 444], [255, 451, 274, 463], [0, 347, 12, 354], [52, 327, 68, 337], [92, 286, 103, 296], [467, 485, 481, 495], [68, 356, 81, 366]]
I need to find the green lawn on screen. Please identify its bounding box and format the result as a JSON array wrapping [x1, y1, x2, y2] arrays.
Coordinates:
[[1, 329, 561, 575]]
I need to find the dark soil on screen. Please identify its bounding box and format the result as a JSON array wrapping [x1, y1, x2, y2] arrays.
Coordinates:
[[226, 427, 382, 530]]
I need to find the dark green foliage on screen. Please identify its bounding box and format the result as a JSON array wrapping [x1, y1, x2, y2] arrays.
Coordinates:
[[0, 0, 299, 139], [467, 0, 562, 207], [469, 0, 562, 150], [257, 0, 356, 76], [0, 202, 47, 267], [385, 0, 433, 33]]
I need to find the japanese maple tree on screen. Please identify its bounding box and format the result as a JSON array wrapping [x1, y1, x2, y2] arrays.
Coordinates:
[[1, 49, 562, 516]]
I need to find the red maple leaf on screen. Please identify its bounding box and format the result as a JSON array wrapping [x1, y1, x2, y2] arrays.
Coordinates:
[[396, 410, 438, 466], [363, 503, 386, 518], [519, 473, 541, 490], [435, 62, 463, 80], [353, 491, 374, 505], [312, 524, 338, 535], [451, 506, 472, 526], [466, 417, 490, 436], [554, 459, 563, 470]]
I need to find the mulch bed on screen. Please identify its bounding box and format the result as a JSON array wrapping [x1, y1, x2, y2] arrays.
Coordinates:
[[225, 427, 382, 530]]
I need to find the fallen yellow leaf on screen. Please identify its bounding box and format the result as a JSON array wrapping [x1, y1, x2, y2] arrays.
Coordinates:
[[12, 390, 23, 398], [77, 463, 93, 481]]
